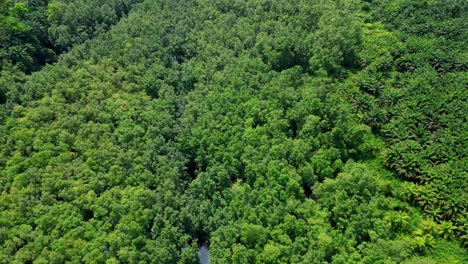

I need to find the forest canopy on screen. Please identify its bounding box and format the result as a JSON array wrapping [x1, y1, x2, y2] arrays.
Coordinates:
[[0, 0, 466, 263]]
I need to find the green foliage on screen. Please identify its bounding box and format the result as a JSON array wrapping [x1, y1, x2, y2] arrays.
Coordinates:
[[349, 0, 468, 244], [309, 0, 361, 75], [410, 229, 436, 254], [47, 0, 144, 53], [0, 0, 466, 263], [0, 0, 143, 73]]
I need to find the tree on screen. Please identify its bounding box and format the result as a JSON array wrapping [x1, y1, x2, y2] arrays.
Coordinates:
[[308, 1, 361, 75]]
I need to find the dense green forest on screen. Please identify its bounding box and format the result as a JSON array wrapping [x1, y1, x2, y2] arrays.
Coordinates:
[[0, 0, 466, 263], [0, 0, 143, 73]]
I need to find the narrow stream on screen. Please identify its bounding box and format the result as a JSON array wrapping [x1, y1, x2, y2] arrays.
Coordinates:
[[199, 245, 210, 264]]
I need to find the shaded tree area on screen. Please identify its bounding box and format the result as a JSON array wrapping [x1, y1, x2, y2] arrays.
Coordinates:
[[0, 0, 143, 73], [0, 0, 466, 263]]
